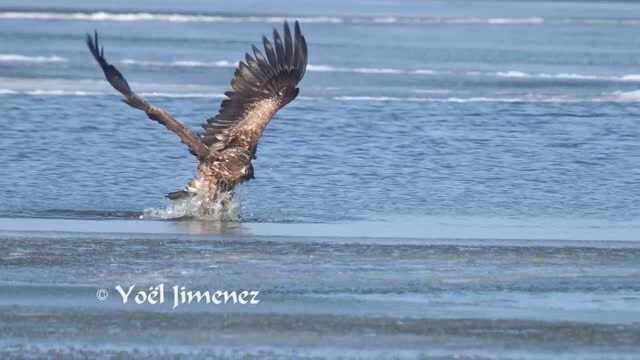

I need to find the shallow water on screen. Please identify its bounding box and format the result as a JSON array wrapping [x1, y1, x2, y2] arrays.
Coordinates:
[[0, 0, 639, 358]]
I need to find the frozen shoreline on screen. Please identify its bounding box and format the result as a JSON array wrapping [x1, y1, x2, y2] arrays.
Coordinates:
[[1, 218, 639, 358], [0, 216, 638, 243]]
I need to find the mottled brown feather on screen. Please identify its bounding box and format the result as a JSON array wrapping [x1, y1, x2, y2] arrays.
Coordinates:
[[86, 32, 209, 159], [201, 21, 308, 155]]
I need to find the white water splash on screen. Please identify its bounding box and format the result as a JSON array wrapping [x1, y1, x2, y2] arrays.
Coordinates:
[[142, 191, 238, 221]]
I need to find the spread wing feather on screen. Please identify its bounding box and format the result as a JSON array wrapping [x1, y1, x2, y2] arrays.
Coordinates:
[[86, 31, 209, 159], [201, 21, 307, 154]]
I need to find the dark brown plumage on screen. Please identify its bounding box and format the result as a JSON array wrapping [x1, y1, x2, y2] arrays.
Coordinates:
[[86, 22, 308, 216]]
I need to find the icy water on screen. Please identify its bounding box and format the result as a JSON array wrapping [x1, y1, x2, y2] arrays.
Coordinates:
[[1, 0, 640, 358]]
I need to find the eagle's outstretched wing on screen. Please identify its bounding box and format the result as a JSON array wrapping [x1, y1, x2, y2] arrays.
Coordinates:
[[86, 32, 209, 159], [201, 21, 307, 156]]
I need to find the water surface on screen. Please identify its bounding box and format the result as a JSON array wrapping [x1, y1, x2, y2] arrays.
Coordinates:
[[0, 0, 639, 358]]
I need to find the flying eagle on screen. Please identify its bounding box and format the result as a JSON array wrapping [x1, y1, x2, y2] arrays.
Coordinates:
[[86, 22, 308, 216]]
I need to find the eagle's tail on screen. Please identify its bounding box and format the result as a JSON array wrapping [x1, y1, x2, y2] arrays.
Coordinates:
[[166, 190, 194, 200]]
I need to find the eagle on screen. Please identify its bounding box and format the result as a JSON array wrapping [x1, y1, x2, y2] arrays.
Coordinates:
[[86, 22, 308, 217]]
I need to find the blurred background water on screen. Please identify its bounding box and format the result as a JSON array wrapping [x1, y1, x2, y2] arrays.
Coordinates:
[[0, 1, 639, 358], [0, 0, 638, 226]]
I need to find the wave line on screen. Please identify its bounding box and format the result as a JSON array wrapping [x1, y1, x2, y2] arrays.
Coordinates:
[[1, 11, 640, 26], [0, 53, 67, 63]]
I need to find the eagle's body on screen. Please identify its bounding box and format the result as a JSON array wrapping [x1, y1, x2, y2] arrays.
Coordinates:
[[86, 22, 307, 216]]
